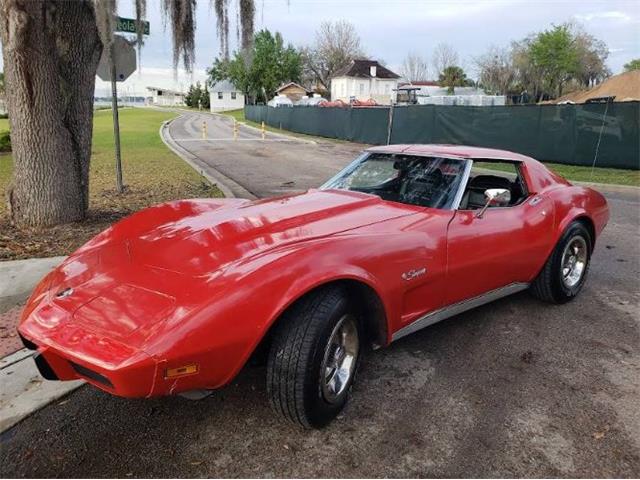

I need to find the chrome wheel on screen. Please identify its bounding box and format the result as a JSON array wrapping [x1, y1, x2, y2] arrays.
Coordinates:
[[320, 314, 359, 404], [561, 236, 588, 288]]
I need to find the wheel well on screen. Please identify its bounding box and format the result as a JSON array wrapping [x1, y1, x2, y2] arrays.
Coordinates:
[[340, 279, 388, 349], [250, 280, 389, 364], [574, 215, 596, 251]]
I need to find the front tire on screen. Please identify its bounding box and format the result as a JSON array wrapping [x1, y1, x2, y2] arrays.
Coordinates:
[[266, 285, 361, 428], [531, 221, 592, 303]]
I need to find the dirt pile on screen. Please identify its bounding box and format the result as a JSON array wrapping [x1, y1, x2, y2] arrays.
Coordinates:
[[551, 70, 640, 104]]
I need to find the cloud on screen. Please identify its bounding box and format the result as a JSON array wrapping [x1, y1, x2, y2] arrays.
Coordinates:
[[574, 11, 634, 23], [3, 0, 638, 87]]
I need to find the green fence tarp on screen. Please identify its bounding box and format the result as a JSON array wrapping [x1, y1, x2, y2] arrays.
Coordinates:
[[246, 105, 389, 145], [245, 102, 640, 170]]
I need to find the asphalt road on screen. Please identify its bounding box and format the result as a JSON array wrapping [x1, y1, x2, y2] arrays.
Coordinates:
[[163, 111, 362, 198], [1, 112, 638, 477]]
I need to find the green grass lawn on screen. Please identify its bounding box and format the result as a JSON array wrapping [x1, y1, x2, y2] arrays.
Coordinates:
[[478, 161, 639, 187], [221, 108, 246, 123], [539, 162, 640, 186], [88, 108, 221, 200], [0, 108, 222, 259]]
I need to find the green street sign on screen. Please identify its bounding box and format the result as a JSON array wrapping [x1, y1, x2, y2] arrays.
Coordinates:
[[115, 16, 150, 35]]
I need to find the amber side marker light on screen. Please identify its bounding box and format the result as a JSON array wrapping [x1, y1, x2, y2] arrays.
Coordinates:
[[165, 363, 199, 379]]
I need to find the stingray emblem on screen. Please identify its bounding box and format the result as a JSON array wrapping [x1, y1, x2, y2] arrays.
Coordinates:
[[55, 288, 74, 299], [402, 267, 427, 281]]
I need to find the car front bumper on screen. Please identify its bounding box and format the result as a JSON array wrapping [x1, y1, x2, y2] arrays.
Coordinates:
[[18, 330, 161, 398]]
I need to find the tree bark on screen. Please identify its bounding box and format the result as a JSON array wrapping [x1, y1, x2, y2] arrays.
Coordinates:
[[1, 0, 102, 227]]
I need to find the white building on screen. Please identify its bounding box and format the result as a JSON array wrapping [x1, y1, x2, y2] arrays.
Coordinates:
[[146, 87, 186, 106], [210, 80, 245, 112], [331, 60, 400, 105]]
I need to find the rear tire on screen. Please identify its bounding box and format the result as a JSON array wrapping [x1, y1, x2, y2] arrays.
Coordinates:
[[266, 285, 361, 428], [531, 221, 592, 304]]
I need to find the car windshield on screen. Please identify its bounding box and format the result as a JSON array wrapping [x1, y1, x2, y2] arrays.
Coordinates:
[[322, 152, 468, 209]]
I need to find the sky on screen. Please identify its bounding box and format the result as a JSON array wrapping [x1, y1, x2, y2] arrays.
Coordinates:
[[3, 0, 639, 96]]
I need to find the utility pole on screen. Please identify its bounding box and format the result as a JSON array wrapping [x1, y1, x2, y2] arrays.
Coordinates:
[[386, 103, 395, 145]]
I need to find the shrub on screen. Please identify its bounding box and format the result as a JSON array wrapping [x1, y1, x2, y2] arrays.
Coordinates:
[[0, 130, 11, 152]]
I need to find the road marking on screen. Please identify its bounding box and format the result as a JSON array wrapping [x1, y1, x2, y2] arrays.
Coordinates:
[[172, 138, 301, 142], [160, 120, 257, 199], [182, 116, 202, 138]]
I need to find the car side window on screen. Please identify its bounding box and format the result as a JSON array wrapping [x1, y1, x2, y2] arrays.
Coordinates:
[[458, 161, 529, 210]]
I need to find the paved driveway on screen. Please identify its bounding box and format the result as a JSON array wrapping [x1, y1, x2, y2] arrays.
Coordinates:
[[1, 113, 638, 477]]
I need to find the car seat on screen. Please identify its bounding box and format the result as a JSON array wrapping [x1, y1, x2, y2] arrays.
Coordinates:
[[459, 175, 513, 210], [399, 169, 444, 207]]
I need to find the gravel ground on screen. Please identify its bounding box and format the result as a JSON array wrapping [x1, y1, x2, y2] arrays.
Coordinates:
[[1, 114, 638, 477]]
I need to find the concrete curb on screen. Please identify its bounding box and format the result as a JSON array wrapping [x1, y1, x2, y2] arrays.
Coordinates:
[[159, 118, 256, 200], [1, 348, 84, 433], [0, 348, 32, 370], [0, 255, 84, 434]]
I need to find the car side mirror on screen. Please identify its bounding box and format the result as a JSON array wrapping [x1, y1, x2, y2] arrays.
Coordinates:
[[475, 188, 511, 218]]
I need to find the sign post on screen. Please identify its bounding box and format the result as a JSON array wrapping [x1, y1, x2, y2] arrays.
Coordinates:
[[109, 43, 124, 193], [97, 21, 148, 193]]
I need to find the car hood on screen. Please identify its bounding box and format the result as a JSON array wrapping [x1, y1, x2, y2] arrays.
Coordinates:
[[23, 190, 417, 347], [96, 189, 416, 277]]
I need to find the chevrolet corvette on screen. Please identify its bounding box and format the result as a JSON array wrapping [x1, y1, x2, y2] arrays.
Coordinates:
[[18, 144, 609, 428]]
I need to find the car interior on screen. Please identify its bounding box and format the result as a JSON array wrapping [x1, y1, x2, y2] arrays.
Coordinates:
[[345, 155, 467, 209], [458, 160, 529, 210]]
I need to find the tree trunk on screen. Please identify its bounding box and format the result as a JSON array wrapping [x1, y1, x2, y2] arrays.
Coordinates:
[[1, 0, 102, 227]]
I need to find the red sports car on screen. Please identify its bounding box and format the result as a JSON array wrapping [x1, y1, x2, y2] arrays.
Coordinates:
[[18, 145, 609, 428]]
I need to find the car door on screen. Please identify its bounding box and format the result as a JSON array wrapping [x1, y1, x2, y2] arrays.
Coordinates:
[[396, 209, 455, 324], [445, 189, 554, 307]]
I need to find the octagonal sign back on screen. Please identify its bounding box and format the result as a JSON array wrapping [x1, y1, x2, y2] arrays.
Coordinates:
[[97, 35, 137, 82]]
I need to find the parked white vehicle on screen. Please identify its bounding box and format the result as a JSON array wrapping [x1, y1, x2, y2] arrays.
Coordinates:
[[268, 95, 293, 107], [297, 94, 326, 106]]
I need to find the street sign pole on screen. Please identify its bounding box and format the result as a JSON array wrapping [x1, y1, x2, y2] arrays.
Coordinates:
[[97, 21, 148, 194], [109, 42, 124, 193]]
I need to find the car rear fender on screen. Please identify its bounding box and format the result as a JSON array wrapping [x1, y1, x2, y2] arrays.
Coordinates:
[[548, 186, 608, 251]]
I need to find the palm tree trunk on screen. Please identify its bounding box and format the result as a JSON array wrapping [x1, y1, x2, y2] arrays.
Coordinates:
[[1, 0, 102, 227]]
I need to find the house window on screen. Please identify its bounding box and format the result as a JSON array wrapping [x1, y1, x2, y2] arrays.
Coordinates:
[[217, 92, 223, 100], [231, 92, 237, 100], [359, 83, 365, 95], [385, 84, 390, 94]]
